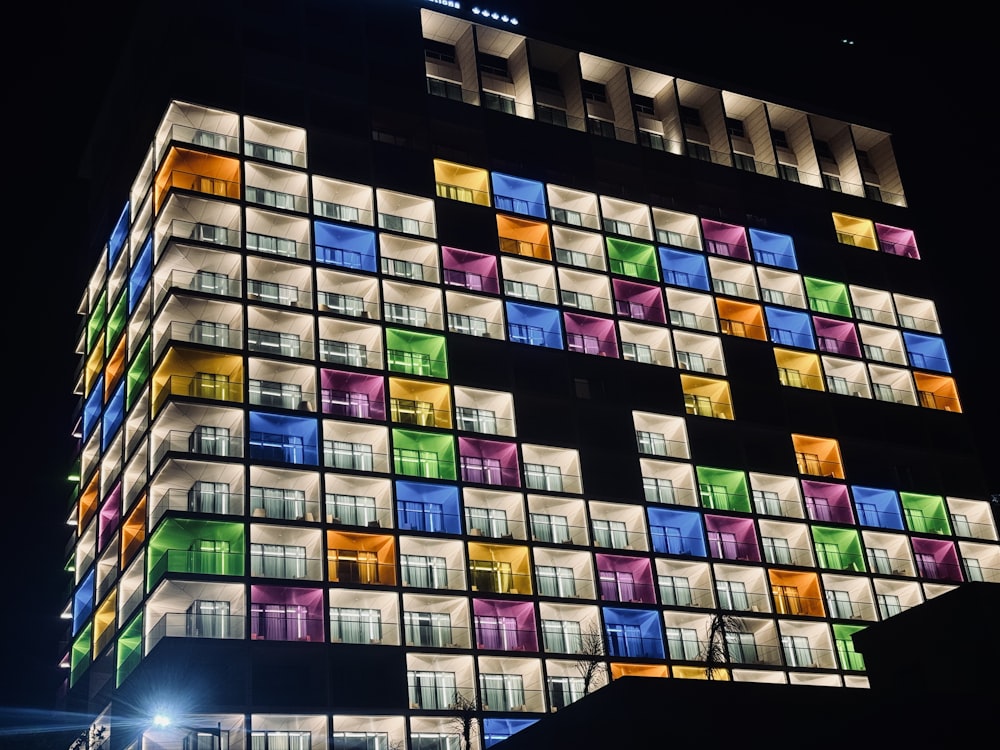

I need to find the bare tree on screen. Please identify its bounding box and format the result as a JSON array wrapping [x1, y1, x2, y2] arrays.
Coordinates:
[[449, 691, 480, 750], [69, 726, 107, 750], [574, 625, 607, 696], [704, 612, 743, 680]]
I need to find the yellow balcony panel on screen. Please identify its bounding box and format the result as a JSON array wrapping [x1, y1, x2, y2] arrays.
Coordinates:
[[154, 147, 241, 213], [611, 663, 669, 680], [388, 378, 453, 428], [681, 374, 734, 420], [434, 159, 491, 206], [832, 213, 877, 251], [151, 348, 244, 414], [774, 348, 824, 391]]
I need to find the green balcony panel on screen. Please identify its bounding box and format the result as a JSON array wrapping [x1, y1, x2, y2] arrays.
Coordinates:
[[812, 526, 865, 572], [606, 238, 659, 281], [147, 518, 245, 591], [86, 290, 108, 354], [696, 466, 751, 512], [833, 624, 866, 671], [70, 624, 93, 687], [804, 277, 852, 317], [386, 328, 448, 379], [899, 492, 951, 535], [106, 291, 128, 356], [392, 428, 456, 480], [116, 613, 143, 687], [126, 337, 151, 411]]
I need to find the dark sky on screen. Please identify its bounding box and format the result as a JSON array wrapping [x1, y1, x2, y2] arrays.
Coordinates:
[[2, 0, 994, 725]]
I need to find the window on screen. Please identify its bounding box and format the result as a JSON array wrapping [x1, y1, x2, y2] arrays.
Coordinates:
[[876, 593, 902, 619], [602, 218, 633, 237], [782, 635, 813, 667], [605, 622, 647, 657], [665, 626, 700, 660], [535, 565, 576, 597], [246, 186, 298, 211], [552, 210, 584, 228], [524, 463, 563, 491], [643, 478, 677, 506], [598, 569, 635, 602], [248, 328, 301, 357], [316, 201, 361, 224], [189, 426, 230, 457], [593, 519, 629, 549], [330, 607, 382, 644], [186, 599, 231, 638], [636, 430, 668, 456], [405, 611, 452, 647], [393, 447, 442, 478], [469, 559, 514, 593], [475, 615, 520, 650], [332, 731, 389, 750], [250, 603, 310, 641], [659, 575, 693, 606], [424, 39, 456, 63], [326, 494, 376, 526], [384, 303, 428, 327], [251, 430, 305, 463], [398, 500, 445, 532], [778, 163, 800, 182], [752, 489, 781, 515], [733, 153, 756, 173], [762, 536, 792, 565], [189, 320, 230, 346], [251, 543, 307, 578], [248, 279, 297, 306], [761, 287, 786, 305], [587, 118, 616, 139], [716, 580, 749, 610], [529, 513, 570, 543], [826, 375, 850, 395], [699, 483, 729, 509], [822, 173, 842, 192], [456, 406, 498, 434], [622, 342, 653, 363], [461, 456, 503, 484], [915, 552, 939, 578], [320, 340, 368, 367], [725, 631, 758, 663], [191, 270, 230, 294], [378, 213, 421, 235], [866, 547, 892, 575], [687, 142, 711, 162], [325, 441, 373, 471], [407, 670, 457, 710], [561, 289, 596, 310], [504, 279, 541, 301], [816, 542, 845, 570], [650, 524, 686, 554], [480, 673, 525, 711], [772, 584, 802, 615], [548, 676, 585, 709], [330, 549, 380, 585], [448, 313, 489, 337], [188, 481, 231, 514], [676, 350, 706, 372], [466, 506, 509, 537], [400, 554, 448, 588], [638, 130, 665, 151], [708, 530, 740, 559], [567, 333, 600, 354], [388, 349, 431, 376], [581, 80, 606, 103], [508, 322, 545, 346], [251, 486, 306, 520], [249, 379, 302, 409], [826, 589, 854, 619], [321, 292, 366, 318], [536, 104, 568, 128], [679, 106, 701, 127], [427, 77, 463, 101], [483, 91, 516, 114], [381, 257, 424, 280], [805, 495, 832, 522], [541, 619, 582, 653]]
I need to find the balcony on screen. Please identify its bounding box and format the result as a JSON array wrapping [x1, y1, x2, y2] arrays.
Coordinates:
[[155, 374, 243, 412], [147, 611, 245, 653], [248, 280, 308, 308], [150, 488, 245, 528], [246, 231, 310, 260], [148, 548, 244, 587], [152, 429, 243, 466]]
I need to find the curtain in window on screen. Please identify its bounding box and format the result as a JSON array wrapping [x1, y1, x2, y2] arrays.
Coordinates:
[[251, 543, 306, 578], [530, 513, 569, 543], [466, 507, 508, 536], [190, 425, 230, 456], [250, 731, 311, 750], [725, 632, 758, 663], [535, 566, 576, 597], [186, 600, 230, 638], [405, 611, 452, 647], [399, 501, 445, 532], [593, 519, 628, 548], [188, 481, 230, 514], [327, 494, 376, 526], [401, 555, 448, 588], [541, 619, 582, 652], [189, 539, 231, 574], [547, 676, 584, 709], [717, 581, 749, 610], [599, 570, 634, 601], [606, 623, 643, 657], [659, 576, 693, 606], [475, 615, 518, 650], [330, 607, 382, 643], [408, 670, 456, 709], [461, 457, 502, 484], [782, 635, 813, 667], [480, 673, 524, 711], [251, 604, 309, 641], [708, 531, 739, 559], [665, 627, 700, 660], [470, 560, 512, 593]]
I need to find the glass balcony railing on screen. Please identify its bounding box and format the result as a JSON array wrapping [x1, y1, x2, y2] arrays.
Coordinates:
[[244, 139, 307, 168], [148, 549, 245, 588], [153, 426, 243, 466], [147, 612, 246, 653], [154, 374, 244, 412], [155, 320, 243, 359], [246, 231, 311, 260], [162, 124, 239, 159], [314, 200, 373, 225], [250, 554, 325, 581], [245, 185, 309, 213], [149, 488, 245, 529]]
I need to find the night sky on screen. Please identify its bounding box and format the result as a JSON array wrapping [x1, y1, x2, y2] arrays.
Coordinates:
[[2, 0, 994, 731]]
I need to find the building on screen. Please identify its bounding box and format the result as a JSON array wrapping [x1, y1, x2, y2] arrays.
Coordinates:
[[61, 2, 1000, 749]]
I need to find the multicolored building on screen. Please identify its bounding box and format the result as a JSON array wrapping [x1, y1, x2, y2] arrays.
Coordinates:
[[62, 2, 999, 749]]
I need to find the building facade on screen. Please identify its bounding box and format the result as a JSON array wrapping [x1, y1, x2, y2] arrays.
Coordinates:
[[62, 2, 999, 749]]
